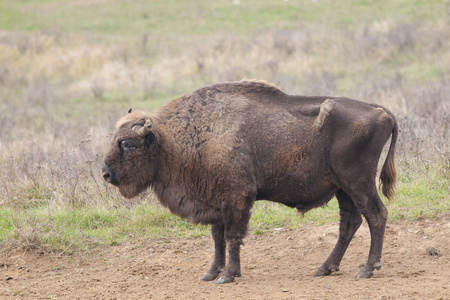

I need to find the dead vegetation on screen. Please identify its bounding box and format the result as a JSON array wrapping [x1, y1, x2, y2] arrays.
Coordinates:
[[0, 17, 449, 250]]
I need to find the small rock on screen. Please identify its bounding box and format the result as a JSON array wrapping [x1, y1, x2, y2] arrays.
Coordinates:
[[426, 247, 441, 257]]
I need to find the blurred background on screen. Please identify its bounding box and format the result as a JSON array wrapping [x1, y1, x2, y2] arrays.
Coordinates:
[[0, 0, 448, 250]]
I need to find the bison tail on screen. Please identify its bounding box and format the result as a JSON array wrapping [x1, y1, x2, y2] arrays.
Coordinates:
[[379, 112, 398, 201]]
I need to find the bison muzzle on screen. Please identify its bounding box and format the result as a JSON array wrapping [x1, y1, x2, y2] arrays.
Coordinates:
[[102, 80, 398, 284]]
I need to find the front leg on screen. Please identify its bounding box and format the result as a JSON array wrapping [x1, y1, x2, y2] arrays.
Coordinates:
[[200, 224, 225, 281], [206, 189, 255, 284], [214, 238, 242, 284], [214, 192, 253, 284]]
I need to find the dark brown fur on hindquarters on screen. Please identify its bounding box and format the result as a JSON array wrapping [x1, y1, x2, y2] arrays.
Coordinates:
[[102, 80, 398, 283]]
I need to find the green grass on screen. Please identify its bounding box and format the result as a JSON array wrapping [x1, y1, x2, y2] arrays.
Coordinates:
[[0, 202, 210, 252], [0, 200, 338, 251], [0, 0, 446, 36], [390, 169, 450, 221], [1, 165, 448, 252]]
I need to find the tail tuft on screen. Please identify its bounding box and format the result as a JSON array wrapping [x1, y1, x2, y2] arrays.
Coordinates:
[[379, 111, 398, 200]]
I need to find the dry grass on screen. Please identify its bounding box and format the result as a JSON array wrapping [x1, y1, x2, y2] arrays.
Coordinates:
[[0, 5, 449, 250]]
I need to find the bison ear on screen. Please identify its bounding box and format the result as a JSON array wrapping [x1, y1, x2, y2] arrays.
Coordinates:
[[128, 108, 132, 114]]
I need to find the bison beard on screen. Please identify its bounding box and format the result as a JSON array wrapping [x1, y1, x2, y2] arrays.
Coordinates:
[[102, 80, 398, 284]]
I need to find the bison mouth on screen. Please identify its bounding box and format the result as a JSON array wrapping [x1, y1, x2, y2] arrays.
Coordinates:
[[102, 166, 149, 199], [118, 183, 148, 199]]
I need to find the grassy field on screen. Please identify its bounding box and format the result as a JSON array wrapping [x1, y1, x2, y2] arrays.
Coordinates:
[[0, 0, 449, 253]]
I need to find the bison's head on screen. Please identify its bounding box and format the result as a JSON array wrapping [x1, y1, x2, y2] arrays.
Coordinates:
[[102, 111, 160, 199]]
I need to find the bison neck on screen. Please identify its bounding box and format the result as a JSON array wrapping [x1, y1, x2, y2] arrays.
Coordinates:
[[150, 134, 222, 225]]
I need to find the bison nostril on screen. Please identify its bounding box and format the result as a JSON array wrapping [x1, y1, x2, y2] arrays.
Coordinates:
[[103, 172, 111, 182], [102, 166, 118, 186]]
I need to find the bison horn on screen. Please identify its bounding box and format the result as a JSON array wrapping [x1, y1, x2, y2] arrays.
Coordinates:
[[132, 119, 153, 137]]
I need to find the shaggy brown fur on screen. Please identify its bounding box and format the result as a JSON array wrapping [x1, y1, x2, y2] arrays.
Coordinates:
[[103, 80, 398, 284]]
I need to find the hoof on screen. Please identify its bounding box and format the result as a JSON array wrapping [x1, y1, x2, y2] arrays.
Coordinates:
[[356, 268, 373, 279], [214, 275, 235, 284], [200, 271, 220, 281], [356, 262, 380, 278], [314, 265, 339, 277]]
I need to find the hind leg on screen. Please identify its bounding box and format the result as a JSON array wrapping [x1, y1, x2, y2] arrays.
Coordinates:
[[339, 181, 388, 278], [315, 189, 362, 276], [355, 189, 388, 278]]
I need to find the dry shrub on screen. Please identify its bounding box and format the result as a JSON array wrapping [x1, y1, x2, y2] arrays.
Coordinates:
[[0, 120, 122, 209], [9, 215, 53, 250], [0, 19, 449, 215]]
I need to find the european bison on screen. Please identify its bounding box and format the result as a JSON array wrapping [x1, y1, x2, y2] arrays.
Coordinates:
[[102, 80, 397, 284]]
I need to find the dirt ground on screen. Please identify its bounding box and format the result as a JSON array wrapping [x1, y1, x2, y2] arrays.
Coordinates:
[[1, 218, 449, 299]]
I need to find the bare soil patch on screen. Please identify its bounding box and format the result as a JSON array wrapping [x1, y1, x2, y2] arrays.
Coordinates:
[[1, 218, 449, 299]]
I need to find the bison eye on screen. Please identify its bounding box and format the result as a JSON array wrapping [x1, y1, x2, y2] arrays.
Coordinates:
[[120, 140, 137, 153]]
